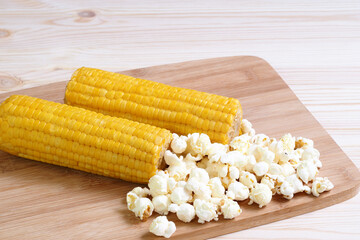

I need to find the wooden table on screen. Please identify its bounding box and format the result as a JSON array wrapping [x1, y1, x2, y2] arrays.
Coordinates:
[[1, 0, 359, 239]]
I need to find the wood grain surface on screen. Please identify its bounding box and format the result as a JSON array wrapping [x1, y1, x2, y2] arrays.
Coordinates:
[[0, 56, 359, 239], [1, 0, 360, 239]]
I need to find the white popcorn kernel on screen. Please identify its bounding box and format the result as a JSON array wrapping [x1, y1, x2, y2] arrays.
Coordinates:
[[220, 176, 236, 189], [167, 177, 177, 193], [168, 203, 179, 213], [279, 133, 296, 153], [167, 162, 188, 181], [255, 146, 275, 164], [186, 179, 212, 201], [189, 167, 209, 185], [286, 174, 306, 194], [253, 162, 269, 177], [193, 199, 218, 223], [280, 162, 295, 177], [245, 155, 257, 172], [126, 192, 139, 211], [240, 171, 257, 188], [176, 203, 196, 223], [226, 181, 249, 201], [220, 198, 242, 219], [295, 136, 314, 149], [149, 174, 168, 197], [170, 181, 192, 204], [311, 177, 334, 197], [268, 163, 283, 176], [187, 133, 211, 156], [248, 183, 272, 208], [227, 151, 245, 167], [184, 153, 202, 162], [260, 174, 277, 192], [149, 216, 176, 238], [251, 134, 270, 146], [241, 119, 253, 135], [208, 177, 225, 198], [207, 143, 228, 156], [229, 166, 240, 180], [153, 195, 171, 215], [133, 197, 154, 221], [279, 181, 295, 199], [129, 187, 150, 198], [230, 135, 250, 153], [164, 150, 183, 166], [304, 185, 311, 194], [302, 147, 322, 168], [297, 160, 318, 184], [218, 165, 229, 178], [171, 136, 187, 154]]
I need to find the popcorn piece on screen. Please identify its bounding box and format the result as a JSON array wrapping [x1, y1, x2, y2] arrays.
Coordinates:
[[251, 134, 270, 146], [149, 173, 169, 197], [260, 174, 277, 192], [176, 203, 196, 223], [279, 180, 295, 199], [220, 198, 242, 219], [149, 216, 176, 238], [226, 181, 249, 201], [126, 192, 139, 211], [168, 203, 179, 213], [245, 155, 257, 172], [167, 177, 177, 193], [286, 174, 306, 194], [171, 135, 187, 154], [153, 195, 171, 215], [187, 133, 211, 156], [171, 181, 192, 204], [280, 162, 295, 177], [220, 176, 236, 189], [253, 162, 269, 177], [248, 183, 272, 208], [295, 136, 314, 149], [129, 187, 150, 198], [302, 147, 322, 168], [186, 168, 211, 200], [189, 167, 210, 185], [132, 197, 154, 221], [164, 150, 183, 166], [255, 146, 275, 164], [297, 160, 318, 184], [207, 143, 228, 156], [311, 177, 334, 197], [230, 135, 250, 153], [268, 163, 283, 176], [240, 171, 257, 188], [193, 199, 218, 223], [279, 133, 296, 153], [205, 162, 228, 178], [241, 119, 254, 135], [229, 166, 240, 180], [208, 177, 225, 198], [231, 153, 248, 170]]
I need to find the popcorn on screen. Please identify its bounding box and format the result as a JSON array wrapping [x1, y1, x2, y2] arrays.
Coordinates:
[[188, 167, 210, 184], [164, 150, 183, 166], [149, 172, 169, 197], [128, 187, 150, 198], [279, 180, 295, 199], [268, 163, 283, 176], [229, 166, 240, 180], [248, 183, 272, 208], [230, 135, 250, 153], [280, 162, 295, 177], [171, 134, 187, 154], [295, 136, 314, 149], [311, 177, 334, 197], [286, 174, 306, 194], [220, 198, 242, 219], [260, 174, 277, 192], [254, 146, 275, 164], [251, 134, 270, 146], [167, 163, 188, 181], [231, 152, 248, 170], [186, 133, 211, 156], [240, 171, 257, 188], [226, 181, 249, 201], [241, 119, 254, 135], [208, 177, 225, 198], [132, 197, 154, 221], [302, 147, 322, 168], [193, 199, 218, 223], [176, 203, 196, 223], [279, 133, 296, 153], [153, 195, 171, 215], [253, 162, 269, 177], [207, 143, 228, 156], [245, 155, 257, 172], [171, 181, 192, 204], [149, 216, 176, 238], [297, 160, 318, 184]]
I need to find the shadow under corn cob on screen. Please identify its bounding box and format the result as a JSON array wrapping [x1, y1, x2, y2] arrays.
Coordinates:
[[65, 67, 242, 144], [0, 95, 172, 183]]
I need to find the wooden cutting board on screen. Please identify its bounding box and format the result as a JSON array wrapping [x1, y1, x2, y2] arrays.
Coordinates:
[[0, 56, 359, 239]]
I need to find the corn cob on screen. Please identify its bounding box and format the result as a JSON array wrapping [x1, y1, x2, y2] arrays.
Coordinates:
[[0, 95, 172, 183], [65, 67, 242, 144]]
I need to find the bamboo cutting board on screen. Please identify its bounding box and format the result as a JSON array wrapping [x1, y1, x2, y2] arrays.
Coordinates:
[[0, 56, 359, 239]]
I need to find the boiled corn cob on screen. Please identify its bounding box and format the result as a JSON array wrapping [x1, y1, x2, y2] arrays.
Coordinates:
[[0, 95, 172, 183], [65, 67, 242, 144]]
